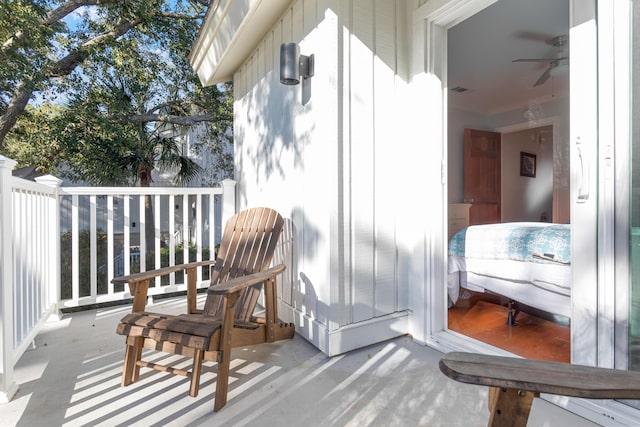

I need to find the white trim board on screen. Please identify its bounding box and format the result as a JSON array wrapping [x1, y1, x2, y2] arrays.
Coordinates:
[[280, 304, 409, 357]]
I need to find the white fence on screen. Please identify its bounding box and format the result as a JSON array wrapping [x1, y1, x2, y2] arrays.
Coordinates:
[[59, 182, 235, 307], [0, 154, 236, 402], [0, 156, 61, 403]]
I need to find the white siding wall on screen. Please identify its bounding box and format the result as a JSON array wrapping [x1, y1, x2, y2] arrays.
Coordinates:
[[233, 0, 412, 354]]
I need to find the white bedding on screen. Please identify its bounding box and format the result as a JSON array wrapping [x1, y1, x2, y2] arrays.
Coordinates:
[[448, 256, 571, 317]]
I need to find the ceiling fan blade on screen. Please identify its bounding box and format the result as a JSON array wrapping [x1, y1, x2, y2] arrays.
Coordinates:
[[513, 58, 553, 63], [533, 67, 552, 87], [513, 30, 556, 44]]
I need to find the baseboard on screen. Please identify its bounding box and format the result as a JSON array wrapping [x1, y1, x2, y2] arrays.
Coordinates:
[[279, 302, 409, 356], [0, 381, 18, 404]]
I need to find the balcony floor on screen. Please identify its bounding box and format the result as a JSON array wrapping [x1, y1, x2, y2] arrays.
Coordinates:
[[5, 297, 597, 427]]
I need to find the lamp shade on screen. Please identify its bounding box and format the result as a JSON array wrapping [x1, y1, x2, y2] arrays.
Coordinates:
[[280, 43, 300, 85]]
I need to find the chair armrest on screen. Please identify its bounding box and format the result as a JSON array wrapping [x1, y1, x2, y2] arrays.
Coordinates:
[[113, 259, 218, 313], [440, 351, 640, 400], [111, 259, 218, 285], [208, 264, 286, 295]]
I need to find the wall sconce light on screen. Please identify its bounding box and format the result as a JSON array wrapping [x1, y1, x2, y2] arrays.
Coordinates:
[[280, 42, 314, 85]]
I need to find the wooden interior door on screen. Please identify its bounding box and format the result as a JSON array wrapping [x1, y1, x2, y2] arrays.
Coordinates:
[[464, 128, 501, 225]]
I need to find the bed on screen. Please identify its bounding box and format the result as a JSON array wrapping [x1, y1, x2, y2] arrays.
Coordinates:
[[447, 222, 571, 319]]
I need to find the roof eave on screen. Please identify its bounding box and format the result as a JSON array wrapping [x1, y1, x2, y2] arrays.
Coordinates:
[[189, 0, 292, 86]]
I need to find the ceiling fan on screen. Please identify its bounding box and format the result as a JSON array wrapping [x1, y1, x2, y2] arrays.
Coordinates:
[[513, 35, 568, 87]]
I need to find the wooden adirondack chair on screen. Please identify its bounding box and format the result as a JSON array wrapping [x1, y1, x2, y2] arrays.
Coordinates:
[[114, 207, 295, 411], [440, 351, 640, 427]]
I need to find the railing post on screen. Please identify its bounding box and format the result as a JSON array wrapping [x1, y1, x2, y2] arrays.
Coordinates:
[[221, 179, 237, 226], [35, 175, 63, 320], [0, 154, 18, 403]]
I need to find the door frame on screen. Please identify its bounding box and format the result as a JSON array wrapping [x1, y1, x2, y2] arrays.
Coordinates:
[[407, 0, 502, 352], [410, 0, 640, 425]]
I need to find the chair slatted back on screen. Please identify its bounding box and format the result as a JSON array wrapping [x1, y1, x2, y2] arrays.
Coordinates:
[[203, 207, 284, 321]]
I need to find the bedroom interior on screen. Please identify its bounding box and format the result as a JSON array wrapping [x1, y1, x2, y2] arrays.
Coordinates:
[[446, 0, 570, 361]]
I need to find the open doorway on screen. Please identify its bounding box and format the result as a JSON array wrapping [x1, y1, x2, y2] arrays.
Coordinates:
[[445, 0, 571, 362]]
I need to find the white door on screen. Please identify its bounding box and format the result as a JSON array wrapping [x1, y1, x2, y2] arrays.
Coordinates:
[[565, 2, 640, 424], [568, 0, 598, 367]]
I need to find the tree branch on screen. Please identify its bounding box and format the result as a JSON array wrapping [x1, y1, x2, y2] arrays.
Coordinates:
[[147, 100, 188, 114], [0, 1, 211, 148], [159, 12, 205, 20], [46, 18, 140, 77], [123, 113, 216, 126], [45, 0, 121, 26], [0, 17, 141, 148], [0, 80, 35, 146], [1, 0, 121, 56]]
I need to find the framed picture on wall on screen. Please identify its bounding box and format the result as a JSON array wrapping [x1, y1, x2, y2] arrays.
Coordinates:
[[520, 152, 536, 177]]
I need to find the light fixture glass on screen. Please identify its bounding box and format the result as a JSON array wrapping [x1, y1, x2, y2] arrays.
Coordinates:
[[280, 43, 300, 85], [280, 42, 314, 86]]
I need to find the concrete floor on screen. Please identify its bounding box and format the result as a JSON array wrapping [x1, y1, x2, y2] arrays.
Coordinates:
[[3, 297, 599, 427]]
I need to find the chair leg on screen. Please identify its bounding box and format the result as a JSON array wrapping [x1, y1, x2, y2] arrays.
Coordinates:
[[214, 348, 231, 411], [132, 340, 143, 382], [190, 349, 204, 397], [122, 337, 143, 386], [487, 386, 535, 427], [214, 292, 239, 411]]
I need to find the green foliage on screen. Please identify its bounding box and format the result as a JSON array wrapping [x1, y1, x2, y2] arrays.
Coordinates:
[[0, 0, 62, 105], [54, 76, 204, 186], [60, 229, 108, 299], [54, 95, 140, 185], [1, 0, 233, 184], [3, 103, 63, 173]]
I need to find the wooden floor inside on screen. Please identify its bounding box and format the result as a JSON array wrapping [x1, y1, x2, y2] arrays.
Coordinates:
[[448, 294, 570, 363]]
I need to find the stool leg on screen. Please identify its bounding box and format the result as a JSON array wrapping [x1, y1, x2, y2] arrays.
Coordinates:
[[488, 386, 536, 427]]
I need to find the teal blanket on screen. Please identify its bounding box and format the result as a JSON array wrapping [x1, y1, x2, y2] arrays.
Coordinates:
[[448, 222, 570, 264]]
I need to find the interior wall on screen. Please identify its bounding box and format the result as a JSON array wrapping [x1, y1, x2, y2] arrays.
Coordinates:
[[491, 97, 570, 223], [501, 126, 554, 222], [447, 96, 570, 223]]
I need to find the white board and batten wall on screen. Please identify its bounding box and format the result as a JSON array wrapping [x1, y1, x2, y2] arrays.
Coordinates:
[[231, 0, 437, 355]]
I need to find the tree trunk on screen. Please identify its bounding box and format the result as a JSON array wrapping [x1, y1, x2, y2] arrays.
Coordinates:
[[139, 165, 156, 261], [0, 80, 33, 148]]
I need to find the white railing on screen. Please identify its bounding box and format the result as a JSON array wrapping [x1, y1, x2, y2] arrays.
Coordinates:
[[0, 156, 61, 403], [59, 181, 236, 308], [0, 153, 236, 402]]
